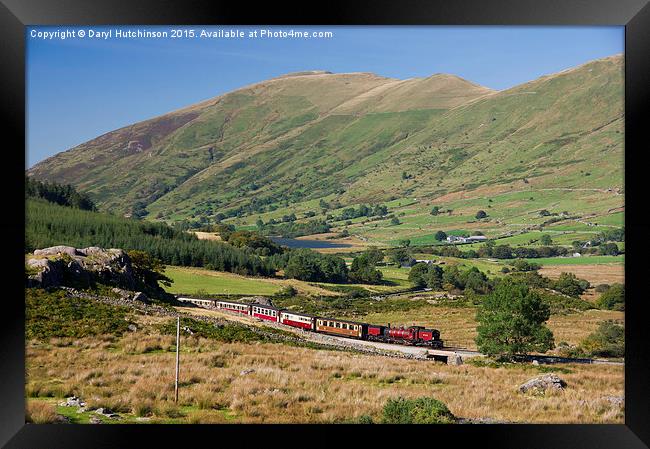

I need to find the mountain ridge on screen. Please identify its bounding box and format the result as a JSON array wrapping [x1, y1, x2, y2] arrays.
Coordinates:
[[29, 54, 623, 237]]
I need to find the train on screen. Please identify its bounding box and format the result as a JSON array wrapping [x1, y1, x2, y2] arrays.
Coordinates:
[[178, 297, 443, 348]]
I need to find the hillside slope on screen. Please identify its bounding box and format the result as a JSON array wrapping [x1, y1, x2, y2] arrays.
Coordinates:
[[29, 55, 623, 237]]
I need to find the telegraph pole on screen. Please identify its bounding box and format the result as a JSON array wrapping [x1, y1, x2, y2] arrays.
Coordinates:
[[174, 316, 180, 403]]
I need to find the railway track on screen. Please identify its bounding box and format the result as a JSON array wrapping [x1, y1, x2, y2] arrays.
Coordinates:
[[176, 304, 623, 366]]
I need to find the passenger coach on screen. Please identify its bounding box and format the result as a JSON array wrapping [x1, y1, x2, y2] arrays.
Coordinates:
[[215, 300, 250, 315], [251, 304, 280, 322], [315, 317, 365, 339], [279, 311, 315, 330]]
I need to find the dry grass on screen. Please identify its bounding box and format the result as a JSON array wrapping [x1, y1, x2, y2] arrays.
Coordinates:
[[26, 400, 61, 424], [548, 309, 624, 346], [26, 327, 624, 424], [539, 264, 624, 286]]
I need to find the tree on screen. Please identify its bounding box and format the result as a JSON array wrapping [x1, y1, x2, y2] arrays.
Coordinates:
[[390, 217, 401, 226], [284, 249, 348, 283], [349, 249, 384, 284], [390, 248, 413, 267], [408, 263, 430, 287], [127, 250, 173, 290], [398, 239, 411, 248], [599, 242, 620, 256], [475, 210, 488, 219], [596, 283, 624, 311], [424, 265, 444, 290], [430, 206, 440, 216], [475, 278, 554, 360], [553, 272, 588, 297], [540, 234, 553, 245], [434, 230, 447, 241]]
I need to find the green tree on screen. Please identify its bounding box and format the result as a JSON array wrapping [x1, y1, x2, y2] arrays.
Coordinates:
[[599, 242, 620, 256], [553, 272, 588, 297], [399, 239, 411, 248], [540, 234, 553, 245], [349, 249, 384, 284], [127, 250, 173, 290], [580, 320, 624, 358], [389, 248, 413, 267], [284, 249, 348, 283], [475, 210, 488, 219], [390, 217, 401, 226], [408, 263, 430, 287], [475, 278, 554, 360], [595, 283, 624, 311], [434, 230, 447, 241], [430, 206, 440, 216], [424, 264, 444, 290]]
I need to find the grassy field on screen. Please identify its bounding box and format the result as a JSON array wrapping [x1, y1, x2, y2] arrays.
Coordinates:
[[26, 315, 624, 424], [523, 255, 624, 266], [164, 267, 282, 296], [163, 265, 413, 297]]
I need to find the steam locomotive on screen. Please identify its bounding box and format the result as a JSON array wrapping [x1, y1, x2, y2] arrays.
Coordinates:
[[178, 297, 443, 348]]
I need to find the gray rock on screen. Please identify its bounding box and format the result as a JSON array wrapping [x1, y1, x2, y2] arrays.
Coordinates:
[[34, 246, 79, 257], [241, 296, 273, 306], [89, 416, 102, 424], [59, 396, 85, 407], [447, 353, 463, 366], [240, 369, 255, 376], [519, 374, 567, 394], [604, 395, 624, 407], [532, 360, 539, 366], [28, 246, 137, 290], [127, 324, 138, 332]]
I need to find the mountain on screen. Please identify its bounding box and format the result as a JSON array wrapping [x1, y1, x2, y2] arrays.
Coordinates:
[[29, 55, 623, 244]]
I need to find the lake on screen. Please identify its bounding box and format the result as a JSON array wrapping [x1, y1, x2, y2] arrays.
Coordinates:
[[270, 236, 353, 249]]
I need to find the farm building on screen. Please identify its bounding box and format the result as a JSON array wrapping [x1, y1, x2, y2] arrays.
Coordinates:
[[446, 235, 488, 244]]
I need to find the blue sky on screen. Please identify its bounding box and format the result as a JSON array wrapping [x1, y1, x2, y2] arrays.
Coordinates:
[[26, 26, 623, 167]]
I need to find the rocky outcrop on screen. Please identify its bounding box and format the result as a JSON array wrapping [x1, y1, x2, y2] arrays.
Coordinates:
[[26, 246, 136, 290], [240, 296, 274, 306], [519, 374, 567, 394]]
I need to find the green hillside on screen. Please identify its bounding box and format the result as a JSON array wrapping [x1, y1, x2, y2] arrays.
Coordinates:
[[28, 55, 623, 244]]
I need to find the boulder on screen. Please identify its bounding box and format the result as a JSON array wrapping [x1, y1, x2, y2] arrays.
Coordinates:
[[33, 246, 79, 257], [27, 246, 136, 290], [447, 353, 463, 366], [604, 395, 624, 407], [59, 396, 85, 407], [241, 296, 273, 306], [240, 369, 255, 376], [519, 374, 567, 394], [26, 258, 64, 288]]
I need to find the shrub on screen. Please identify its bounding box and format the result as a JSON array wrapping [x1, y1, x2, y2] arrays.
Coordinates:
[[596, 283, 624, 311], [553, 272, 589, 297], [595, 284, 611, 293], [381, 397, 455, 424], [25, 401, 61, 424], [580, 320, 624, 358], [26, 288, 131, 339]]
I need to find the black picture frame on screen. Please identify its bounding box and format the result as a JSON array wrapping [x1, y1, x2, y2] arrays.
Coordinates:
[[2, 0, 649, 447]]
